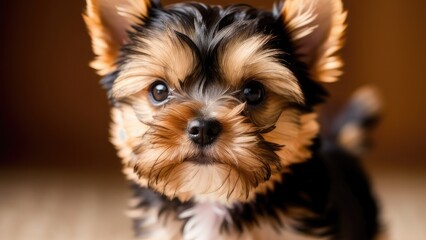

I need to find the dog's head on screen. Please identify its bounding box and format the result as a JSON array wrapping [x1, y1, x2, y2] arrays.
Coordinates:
[[84, 0, 346, 203]]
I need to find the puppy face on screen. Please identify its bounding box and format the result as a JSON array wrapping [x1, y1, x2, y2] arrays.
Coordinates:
[[85, 0, 346, 203]]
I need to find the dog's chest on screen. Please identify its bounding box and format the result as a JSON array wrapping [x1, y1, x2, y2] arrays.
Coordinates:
[[183, 203, 329, 240], [179, 202, 232, 240], [131, 195, 329, 240]]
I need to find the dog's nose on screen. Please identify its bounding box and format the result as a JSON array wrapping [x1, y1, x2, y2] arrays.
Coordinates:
[[187, 118, 222, 146]]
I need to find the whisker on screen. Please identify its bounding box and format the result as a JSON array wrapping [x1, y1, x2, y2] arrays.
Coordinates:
[[227, 171, 241, 199], [147, 146, 172, 187], [216, 165, 232, 192]]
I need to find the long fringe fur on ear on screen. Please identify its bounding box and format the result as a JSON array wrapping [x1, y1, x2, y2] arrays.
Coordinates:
[[282, 0, 347, 83], [84, 0, 151, 75]]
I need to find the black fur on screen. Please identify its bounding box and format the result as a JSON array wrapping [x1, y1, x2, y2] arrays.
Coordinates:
[[105, 2, 379, 239], [322, 145, 379, 240], [103, 2, 327, 108], [223, 138, 335, 236], [130, 139, 380, 239], [130, 183, 194, 237]]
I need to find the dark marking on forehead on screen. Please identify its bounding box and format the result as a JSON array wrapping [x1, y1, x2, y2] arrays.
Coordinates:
[[110, 2, 328, 107], [123, 3, 290, 80]]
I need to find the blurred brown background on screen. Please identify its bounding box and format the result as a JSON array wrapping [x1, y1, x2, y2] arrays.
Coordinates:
[[1, 0, 425, 167], [1, 0, 425, 239]]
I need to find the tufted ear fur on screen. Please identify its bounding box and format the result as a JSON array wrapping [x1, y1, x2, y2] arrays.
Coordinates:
[[84, 0, 152, 75], [280, 0, 347, 83]]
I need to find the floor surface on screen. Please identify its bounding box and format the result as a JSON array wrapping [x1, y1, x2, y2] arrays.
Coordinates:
[[0, 161, 425, 240]]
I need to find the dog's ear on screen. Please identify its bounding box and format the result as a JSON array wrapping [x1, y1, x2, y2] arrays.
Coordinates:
[[280, 0, 347, 83], [84, 0, 152, 75]]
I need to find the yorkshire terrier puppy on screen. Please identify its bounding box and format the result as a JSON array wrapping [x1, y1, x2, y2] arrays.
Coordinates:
[[84, 0, 382, 239]]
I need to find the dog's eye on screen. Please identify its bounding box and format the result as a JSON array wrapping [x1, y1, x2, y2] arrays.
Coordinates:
[[242, 81, 265, 105], [149, 81, 169, 104]]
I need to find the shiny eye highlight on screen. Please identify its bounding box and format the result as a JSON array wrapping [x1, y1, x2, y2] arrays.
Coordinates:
[[241, 81, 265, 105], [149, 80, 169, 104]]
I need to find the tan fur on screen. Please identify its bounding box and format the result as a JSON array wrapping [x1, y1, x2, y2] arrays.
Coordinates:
[[106, 23, 319, 204], [84, 0, 151, 75], [85, 0, 377, 239], [268, 112, 320, 165], [220, 34, 304, 104], [111, 97, 319, 204], [112, 31, 304, 104], [338, 86, 382, 155], [107, 27, 320, 201], [110, 106, 148, 181], [282, 0, 347, 83], [249, 111, 320, 198], [126, 197, 329, 240], [177, 202, 328, 240], [339, 122, 363, 155], [112, 30, 196, 99], [127, 196, 183, 240], [111, 94, 283, 203]]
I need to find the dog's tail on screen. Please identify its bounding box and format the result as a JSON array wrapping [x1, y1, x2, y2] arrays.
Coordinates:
[[321, 86, 383, 239], [327, 86, 382, 157]]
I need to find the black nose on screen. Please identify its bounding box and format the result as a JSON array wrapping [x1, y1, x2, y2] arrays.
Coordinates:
[[187, 118, 222, 146]]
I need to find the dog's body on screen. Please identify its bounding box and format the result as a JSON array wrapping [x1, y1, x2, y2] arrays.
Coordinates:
[[126, 142, 379, 240], [84, 0, 382, 239]]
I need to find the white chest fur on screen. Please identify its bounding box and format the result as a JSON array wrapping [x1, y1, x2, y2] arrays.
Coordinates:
[[177, 201, 328, 240], [179, 201, 233, 240]]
